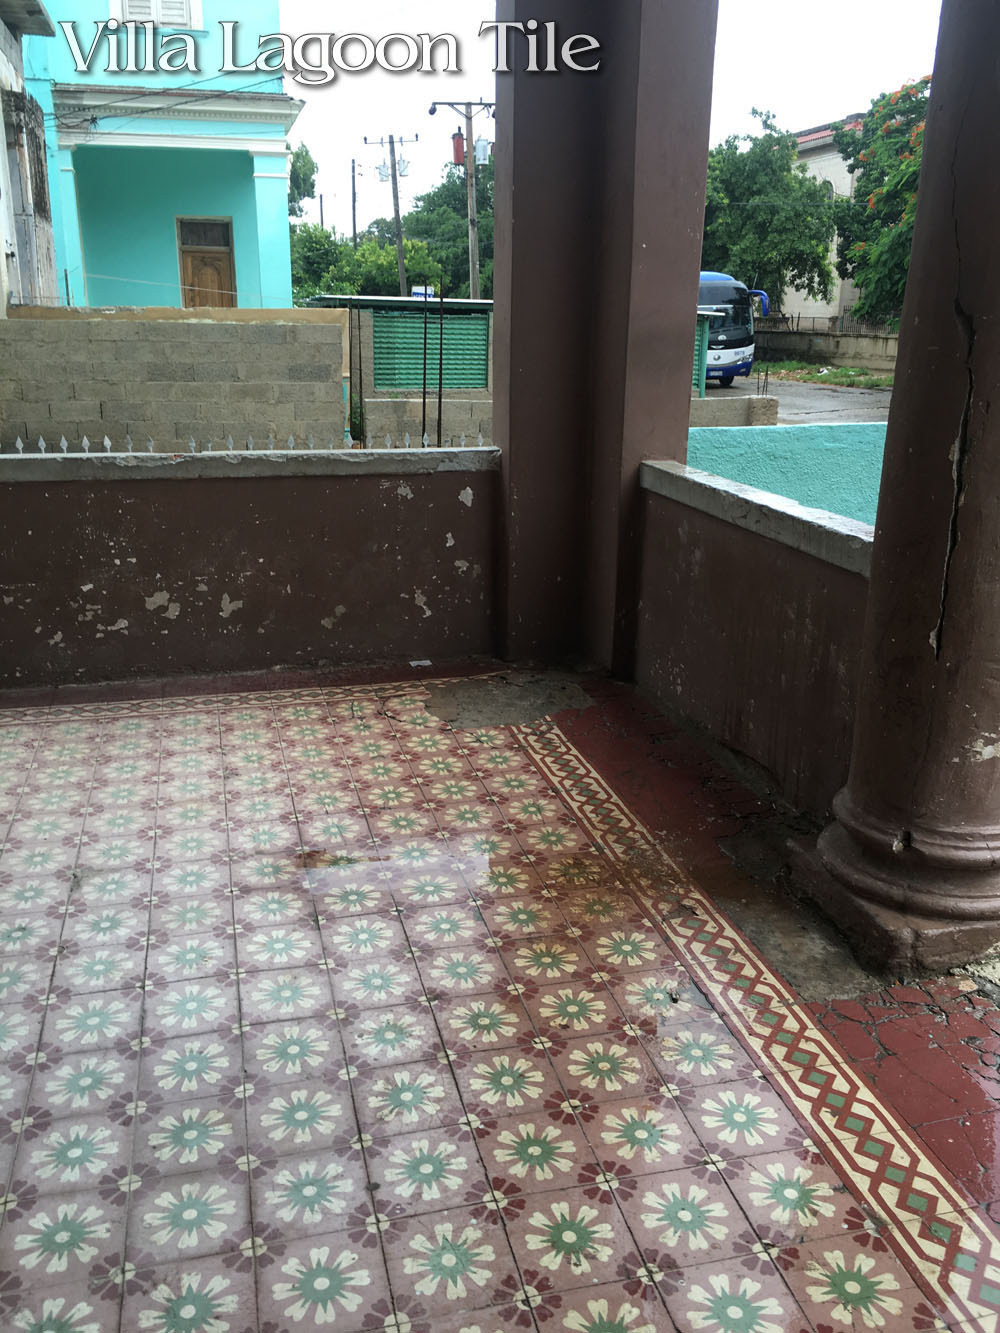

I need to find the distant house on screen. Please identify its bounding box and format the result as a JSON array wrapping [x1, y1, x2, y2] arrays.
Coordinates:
[[24, 0, 302, 308], [780, 116, 863, 323], [0, 0, 58, 310]]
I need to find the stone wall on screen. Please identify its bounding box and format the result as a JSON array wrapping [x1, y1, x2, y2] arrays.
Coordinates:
[[363, 397, 493, 446], [756, 327, 898, 372], [0, 316, 346, 448]]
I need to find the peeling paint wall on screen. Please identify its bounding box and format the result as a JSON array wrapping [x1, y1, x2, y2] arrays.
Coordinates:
[[635, 489, 869, 816], [0, 469, 496, 686]]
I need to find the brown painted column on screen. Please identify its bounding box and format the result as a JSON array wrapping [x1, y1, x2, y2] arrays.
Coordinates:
[[492, 0, 718, 671], [817, 0, 1000, 971]]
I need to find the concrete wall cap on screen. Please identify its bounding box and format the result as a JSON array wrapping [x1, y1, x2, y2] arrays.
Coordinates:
[[641, 458, 873, 577]]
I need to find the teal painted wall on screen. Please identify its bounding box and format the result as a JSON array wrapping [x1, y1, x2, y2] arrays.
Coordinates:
[[688, 423, 887, 525], [74, 146, 261, 306]]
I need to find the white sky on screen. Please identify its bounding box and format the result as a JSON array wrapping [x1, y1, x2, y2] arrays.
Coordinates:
[[277, 0, 943, 237]]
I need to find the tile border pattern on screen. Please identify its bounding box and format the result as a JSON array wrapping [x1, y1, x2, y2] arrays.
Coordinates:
[[516, 717, 1000, 1332]]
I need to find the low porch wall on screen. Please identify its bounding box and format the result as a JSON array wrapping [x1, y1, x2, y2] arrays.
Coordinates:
[[636, 461, 872, 815], [0, 449, 497, 687]]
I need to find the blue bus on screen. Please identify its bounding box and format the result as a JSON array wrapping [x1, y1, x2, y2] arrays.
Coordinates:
[[698, 271, 770, 386]]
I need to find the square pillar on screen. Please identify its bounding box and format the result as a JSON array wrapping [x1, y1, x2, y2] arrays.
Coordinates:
[[252, 151, 292, 309], [54, 147, 86, 307], [493, 0, 718, 671]]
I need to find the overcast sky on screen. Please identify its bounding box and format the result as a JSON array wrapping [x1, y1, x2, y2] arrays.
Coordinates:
[[277, 0, 944, 236]]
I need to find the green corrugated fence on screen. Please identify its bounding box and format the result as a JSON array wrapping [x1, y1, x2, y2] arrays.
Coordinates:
[[373, 309, 491, 391]]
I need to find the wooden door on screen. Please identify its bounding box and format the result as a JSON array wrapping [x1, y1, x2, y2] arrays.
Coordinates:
[[182, 249, 236, 308]]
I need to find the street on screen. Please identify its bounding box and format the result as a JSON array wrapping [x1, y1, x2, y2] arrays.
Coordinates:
[[711, 378, 893, 424]]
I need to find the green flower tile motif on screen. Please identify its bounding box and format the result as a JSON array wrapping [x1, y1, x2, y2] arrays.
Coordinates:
[[343, 963, 409, 1004], [243, 892, 301, 923], [0, 881, 54, 911], [255, 1024, 330, 1077], [0, 1009, 30, 1052], [148, 1107, 233, 1165], [599, 1107, 682, 1165], [160, 939, 225, 977], [331, 918, 395, 955], [595, 931, 658, 969], [160, 866, 219, 895], [563, 1298, 658, 1333], [63, 950, 127, 988], [14, 1201, 111, 1273], [419, 756, 459, 776], [513, 942, 579, 979], [452, 804, 491, 829], [687, 1274, 787, 1333], [261, 1088, 343, 1145], [137, 1272, 238, 1333], [404, 874, 461, 905], [804, 1250, 902, 1329], [325, 885, 382, 914], [155, 984, 226, 1032], [539, 987, 607, 1032], [245, 929, 312, 966], [416, 911, 476, 944], [468, 834, 505, 857], [748, 1162, 836, 1229], [640, 1181, 729, 1252], [403, 1220, 496, 1301], [0, 959, 39, 999], [143, 1181, 237, 1252], [567, 1042, 643, 1094], [469, 1055, 545, 1109], [428, 953, 494, 991], [161, 902, 224, 933], [410, 733, 447, 754], [449, 1001, 518, 1045], [76, 909, 135, 944], [528, 827, 580, 852], [395, 844, 438, 868], [11, 1296, 102, 1333], [31, 1123, 117, 1184], [436, 780, 477, 802], [494, 1122, 575, 1182], [356, 1013, 425, 1060], [271, 1246, 372, 1323], [253, 972, 323, 1014], [525, 1200, 614, 1274], [700, 1091, 780, 1148], [367, 1069, 446, 1125], [265, 1158, 352, 1225], [46, 1055, 126, 1110], [659, 1031, 736, 1078], [154, 1040, 231, 1094], [55, 997, 132, 1047], [485, 867, 528, 894], [383, 1137, 468, 1201], [242, 855, 291, 884], [623, 976, 687, 1021], [494, 901, 553, 933], [0, 914, 50, 945]]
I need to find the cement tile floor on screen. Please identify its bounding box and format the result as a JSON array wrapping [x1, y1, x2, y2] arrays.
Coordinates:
[[0, 670, 998, 1331]]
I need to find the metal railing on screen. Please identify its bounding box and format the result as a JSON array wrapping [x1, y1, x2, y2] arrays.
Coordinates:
[[0, 432, 490, 457]]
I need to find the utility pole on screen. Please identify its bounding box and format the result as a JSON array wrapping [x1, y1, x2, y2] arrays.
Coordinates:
[[351, 159, 357, 249], [363, 134, 418, 296], [388, 134, 407, 298], [319, 194, 324, 229], [429, 100, 494, 299], [463, 104, 481, 301]]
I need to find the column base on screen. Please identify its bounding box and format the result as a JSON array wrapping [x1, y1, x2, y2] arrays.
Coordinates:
[[802, 825, 1000, 973]]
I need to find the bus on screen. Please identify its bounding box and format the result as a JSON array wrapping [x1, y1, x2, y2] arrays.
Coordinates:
[[698, 271, 770, 387]]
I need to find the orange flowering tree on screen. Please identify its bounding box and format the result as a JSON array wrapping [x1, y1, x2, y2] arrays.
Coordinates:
[[832, 77, 931, 324]]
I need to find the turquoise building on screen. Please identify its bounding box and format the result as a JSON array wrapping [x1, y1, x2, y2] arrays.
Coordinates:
[[25, 1, 302, 307]]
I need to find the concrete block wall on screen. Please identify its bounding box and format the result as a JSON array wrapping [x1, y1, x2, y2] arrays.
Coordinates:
[[363, 397, 494, 445], [0, 318, 345, 448]]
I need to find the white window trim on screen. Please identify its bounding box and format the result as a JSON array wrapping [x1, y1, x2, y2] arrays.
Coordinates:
[[110, 0, 205, 30]]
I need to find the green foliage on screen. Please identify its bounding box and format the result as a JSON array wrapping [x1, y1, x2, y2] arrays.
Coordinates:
[[319, 238, 444, 297], [403, 161, 494, 299], [702, 110, 836, 311], [289, 222, 345, 302], [832, 78, 930, 324], [764, 359, 894, 388], [288, 143, 318, 218]]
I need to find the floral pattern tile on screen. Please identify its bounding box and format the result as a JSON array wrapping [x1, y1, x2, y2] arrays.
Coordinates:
[[0, 676, 983, 1331]]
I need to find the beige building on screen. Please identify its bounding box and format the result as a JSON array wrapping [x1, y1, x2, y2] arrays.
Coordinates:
[[780, 116, 863, 323]]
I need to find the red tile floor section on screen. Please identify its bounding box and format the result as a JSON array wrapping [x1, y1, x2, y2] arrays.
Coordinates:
[[0, 667, 998, 1330]]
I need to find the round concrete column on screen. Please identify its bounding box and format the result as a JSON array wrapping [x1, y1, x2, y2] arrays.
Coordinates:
[[817, 0, 1000, 971]]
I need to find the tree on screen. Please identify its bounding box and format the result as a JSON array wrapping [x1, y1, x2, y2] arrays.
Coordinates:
[[289, 222, 343, 302], [702, 110, 835, 310], [832, 78, 930, 324], [403, 160, 495, 298], [288, 143, 317, 218]]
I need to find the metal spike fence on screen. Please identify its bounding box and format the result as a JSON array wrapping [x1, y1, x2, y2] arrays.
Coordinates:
[[0, 432, 490, 458]]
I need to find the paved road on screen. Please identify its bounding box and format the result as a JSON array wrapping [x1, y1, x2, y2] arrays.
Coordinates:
[[766, 379, 893, 424]]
